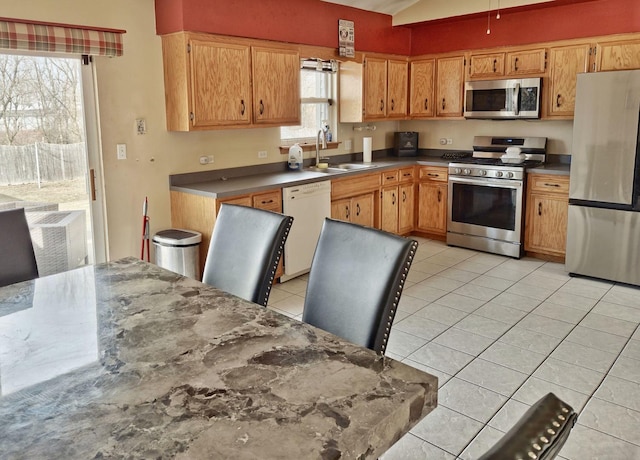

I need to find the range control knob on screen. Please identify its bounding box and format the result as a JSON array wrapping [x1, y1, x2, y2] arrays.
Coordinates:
[[480, 170, 487, 176], [452, 168, 461, 174], [463, 169, 471, 175], [495, 171, 503, 177], [506, 171, 514, 178]]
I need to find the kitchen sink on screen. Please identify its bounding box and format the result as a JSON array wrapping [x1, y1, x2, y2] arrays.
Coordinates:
[[333, 163, 381, 170], [303, 166, 347, 174]]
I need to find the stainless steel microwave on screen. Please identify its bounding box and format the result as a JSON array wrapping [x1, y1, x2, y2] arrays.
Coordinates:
[[464, 78, 542, 119]]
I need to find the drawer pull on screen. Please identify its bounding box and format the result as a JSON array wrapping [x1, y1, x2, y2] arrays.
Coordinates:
[[544, 183, 561, 187], [261, 199, 274, 204], [403, 172, 412, 177], [386, 175, 395, 181], [427, 173, 439, 177]]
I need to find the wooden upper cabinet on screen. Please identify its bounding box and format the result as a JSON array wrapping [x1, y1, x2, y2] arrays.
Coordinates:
[[506, 48, 547, 75], [387, 60, 408, 118], [547, 44, 590, 118], [410, 59, 435, 118], [468, 52, 505, 79], [164, 32, 254, 131], [595, 39, 640, 71], [189, 40, 252, 128], [251, 46, 300, 125], [364, 57, 388, 119], [436, 55, 465, 117]]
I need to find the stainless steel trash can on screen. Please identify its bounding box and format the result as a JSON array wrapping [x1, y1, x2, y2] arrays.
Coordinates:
[[153, 229, 202, 279]]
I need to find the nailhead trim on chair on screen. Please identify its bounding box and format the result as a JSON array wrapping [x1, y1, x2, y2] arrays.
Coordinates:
[[260, 217, 293, 307], [379, 240, 418, 355]]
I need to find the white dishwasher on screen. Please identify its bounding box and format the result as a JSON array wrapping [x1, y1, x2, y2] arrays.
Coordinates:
[[281, 180, 332, 282]]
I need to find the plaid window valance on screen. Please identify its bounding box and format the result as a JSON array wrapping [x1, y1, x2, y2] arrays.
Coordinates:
[[0, 18, 125, 57]]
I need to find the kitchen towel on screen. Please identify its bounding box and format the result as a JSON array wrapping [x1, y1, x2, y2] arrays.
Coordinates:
[[363, 137, 372, 163]]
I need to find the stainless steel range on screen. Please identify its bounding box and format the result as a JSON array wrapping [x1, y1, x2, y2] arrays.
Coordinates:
[[446, 136, 547, 258]]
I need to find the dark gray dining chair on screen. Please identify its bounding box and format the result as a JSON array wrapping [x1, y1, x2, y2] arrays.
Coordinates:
[[302, 218, 418, 355], [202, 203, 293, 307], [478, 393, 578, 460], [0, 208, 39, 288]]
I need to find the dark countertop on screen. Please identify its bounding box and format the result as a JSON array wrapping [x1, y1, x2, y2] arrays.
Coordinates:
[[0, 258, 438, 459], [170, 155, 569, 199]]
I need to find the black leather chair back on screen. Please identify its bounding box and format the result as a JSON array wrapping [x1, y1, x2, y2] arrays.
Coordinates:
[[202, 204, 293, 307], [0, 208, 39, 287], [478, 393, 578, 460], [302, 218, 418, 354]]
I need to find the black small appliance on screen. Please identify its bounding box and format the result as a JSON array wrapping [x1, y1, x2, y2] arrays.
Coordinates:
[[393, 132, 419, 157]]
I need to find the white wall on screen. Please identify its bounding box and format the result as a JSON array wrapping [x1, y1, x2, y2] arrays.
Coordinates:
[[2, 0, 575, 261]]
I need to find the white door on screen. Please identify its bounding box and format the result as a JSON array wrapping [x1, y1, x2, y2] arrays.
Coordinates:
[[0, 52, 107, 275]]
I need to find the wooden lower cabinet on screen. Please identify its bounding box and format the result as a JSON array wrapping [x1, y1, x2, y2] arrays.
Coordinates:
[[398, 183, 415, 234], [170, 187, 284, 279], [416, 166, 448, 237], [524, 174, 570, 260], [380, 167, 415, 234], [331, 193, 375, 227]]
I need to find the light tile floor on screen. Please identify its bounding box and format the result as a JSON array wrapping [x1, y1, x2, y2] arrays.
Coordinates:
[[267, 237, 640, 460]]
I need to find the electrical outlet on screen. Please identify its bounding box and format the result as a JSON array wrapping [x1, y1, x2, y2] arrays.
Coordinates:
[[446, 138, 453, 145], [199, 155, 214, 165], [117, 144, 127, 160], [135, 118, 146, 135], [439, 138, 447, 145], [344, 139, 353, 151], [258, 150, 268, 159]]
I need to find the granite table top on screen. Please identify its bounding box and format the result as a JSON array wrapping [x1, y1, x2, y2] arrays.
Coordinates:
[[0, 257, 438, 459]]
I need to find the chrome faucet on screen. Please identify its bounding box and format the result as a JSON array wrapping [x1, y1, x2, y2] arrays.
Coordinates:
[[316, 129, 327, 166]]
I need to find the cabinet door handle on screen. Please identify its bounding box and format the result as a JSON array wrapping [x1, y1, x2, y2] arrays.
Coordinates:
[[240, 99, 245, 116], [514, 57, 519, 71], [544, 183, 561, 188], [402, 191, 406, 202], [538, 202, 542, 216], [259, 99, 264, 115], [424, 98, 428, 110], [556, 94, 561, 107], [392, 193, 396, 205], [346, 205, 350, 220], [437, 190, 442, 202], [380, 99, 384, 111], [391, 98, 395, 111], [356, 203, 361, 216], [442, 98, 446, 110], [493, 59, 497, 73]]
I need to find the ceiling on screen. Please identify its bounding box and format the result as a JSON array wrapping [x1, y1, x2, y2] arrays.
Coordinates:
[[320, 0, 556, 25]]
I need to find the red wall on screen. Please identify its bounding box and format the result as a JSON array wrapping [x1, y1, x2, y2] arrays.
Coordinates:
[[155, 0, 639, 57], [410, 0, 640, 55], [154, 0, 412, 55]]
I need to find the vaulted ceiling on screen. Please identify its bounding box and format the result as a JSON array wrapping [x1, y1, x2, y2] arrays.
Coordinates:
[[320, 0, 556, 25]]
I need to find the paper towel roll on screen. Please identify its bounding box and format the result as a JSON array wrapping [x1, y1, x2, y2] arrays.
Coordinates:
[[363, 137, 372, 163]]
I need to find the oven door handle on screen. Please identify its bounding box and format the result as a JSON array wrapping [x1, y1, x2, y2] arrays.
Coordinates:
[[513, 83, 520, 116], [449, 176, 523, 190]]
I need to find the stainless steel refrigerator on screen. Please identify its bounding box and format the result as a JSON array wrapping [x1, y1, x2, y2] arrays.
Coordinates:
[[566, 69, 640, 286]]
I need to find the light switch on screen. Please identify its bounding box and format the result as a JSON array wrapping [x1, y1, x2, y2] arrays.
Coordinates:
[[117, 144, 127, 160]]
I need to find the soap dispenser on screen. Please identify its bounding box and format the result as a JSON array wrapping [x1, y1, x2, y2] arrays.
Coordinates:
[[287, 143, 303, 171]]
